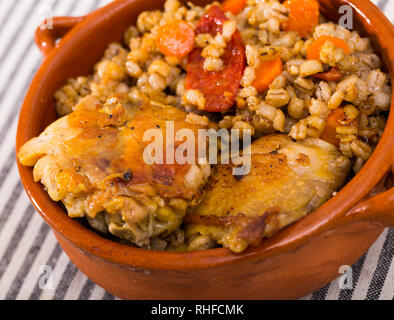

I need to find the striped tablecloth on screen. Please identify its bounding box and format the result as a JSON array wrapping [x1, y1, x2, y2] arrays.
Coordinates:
[[0, 0, 392, 300]]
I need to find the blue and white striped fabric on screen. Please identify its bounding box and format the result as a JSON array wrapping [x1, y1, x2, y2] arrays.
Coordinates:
[[0, 0, 392, 300]]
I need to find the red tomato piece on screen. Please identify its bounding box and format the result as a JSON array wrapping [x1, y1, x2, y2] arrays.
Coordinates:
[[312, 67, 343, 81], [185, 5, 246, 112]]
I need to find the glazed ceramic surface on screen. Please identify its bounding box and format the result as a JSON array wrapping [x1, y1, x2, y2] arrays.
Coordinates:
[[16, 0, 394, 299]]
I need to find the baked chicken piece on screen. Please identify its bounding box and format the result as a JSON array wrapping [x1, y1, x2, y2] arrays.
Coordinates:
[[18, 94, 212, 247], [185, 134, 350, 252]]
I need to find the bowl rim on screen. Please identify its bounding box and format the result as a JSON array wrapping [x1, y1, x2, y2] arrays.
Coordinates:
[[16, 0, 394, 271]]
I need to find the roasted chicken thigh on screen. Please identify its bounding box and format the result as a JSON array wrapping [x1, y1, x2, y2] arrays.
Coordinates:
[[185, 134, 351, 252], [18, 95, 212, 247]]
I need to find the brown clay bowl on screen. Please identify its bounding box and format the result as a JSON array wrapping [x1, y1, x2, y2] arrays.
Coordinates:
[[16, 0, 394, 300]]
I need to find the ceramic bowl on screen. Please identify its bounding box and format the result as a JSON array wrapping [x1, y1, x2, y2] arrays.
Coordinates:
[[16, 0, 394, 299]]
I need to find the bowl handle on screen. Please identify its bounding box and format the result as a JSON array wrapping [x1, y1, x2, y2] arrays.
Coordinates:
[[342, 168, 394, 227], [34, 16, 84, 56]]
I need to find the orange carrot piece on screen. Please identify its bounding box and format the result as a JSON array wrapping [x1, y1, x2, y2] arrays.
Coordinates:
[[282, 0, 319, 37], [251, 56, 283, 93], [221, 0, 247, 15], [320, 108, 346, 146], [156, 20, 195, 58], [312, 67, 343, 81], [307, 35, 351, 61]]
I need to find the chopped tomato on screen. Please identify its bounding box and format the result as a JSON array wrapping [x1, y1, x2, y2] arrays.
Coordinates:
[[320, 108, 347, 146], [156, 20, 195, 58], [185, 6, 246, 112], [251, 56, 283, 93], [282, 0, 319, 37], [312, 67, 343, 81], [221, 0, 247, 15], [307, 35, 351, 61]]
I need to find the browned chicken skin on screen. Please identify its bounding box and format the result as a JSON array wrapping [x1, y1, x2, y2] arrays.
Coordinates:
[[18, 95, 212, 246], [185, 134, 350, 252]]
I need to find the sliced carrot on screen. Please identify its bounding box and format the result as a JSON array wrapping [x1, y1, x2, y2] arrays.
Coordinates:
[[312, 67, 343, 81], [320, 108, 346, 146], [307, 35, 351, 61], [155, 20, 195, 58], [251, 56, 283, 93], [282, 0, 319, 38], [221, 0, 247, 15]]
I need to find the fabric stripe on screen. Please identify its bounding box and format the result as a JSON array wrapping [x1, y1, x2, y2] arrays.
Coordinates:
[[63, 271, 89, 300], [0, 151, 17, 191], [0, 44, 40, 107], [0, 64, 40, 149], [0, 2, 53, 98], [338, 254, 367, 300], [0, 0, 33, 51], [379, 257, 394, 300], [0, 196, 32, 263], [0, 205, 35, 281], [38, 252, 70, 300], [103, 292, 117, 300], [0, 138, 17, 174], [0, 3, 62, 140], [0, 1, 18, 35], [0, 0, 38, 65], [0, 166, 21, 213], [299, 293, 312, 300], [53, 261, 79, 300], [324, 278, 341, 300], [88, 285, 107, 300], [15, 231, 58, 300], [0, 211, 45, 299], [78, 279, 98, 300], [0, 183, 24, 235], [4, 223, 50, 300], [310, 283, 330, 300], [0, 1, 59, 121], [366, 228, 394, 300], [378, 0, 389, 10], [350, 229, 388, 300], [28, 244, 63, 300]]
